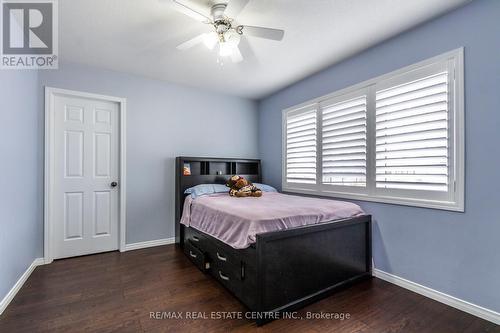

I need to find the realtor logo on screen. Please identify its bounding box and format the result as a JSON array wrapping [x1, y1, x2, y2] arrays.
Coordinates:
[[1, 0, 58, 69]]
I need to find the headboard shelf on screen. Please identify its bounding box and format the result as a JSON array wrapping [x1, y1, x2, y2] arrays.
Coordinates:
[[207, 161, 231, 175], [175, 156, 261, 245], [235, 162, 259, 175], [182, 161, 206, 176]]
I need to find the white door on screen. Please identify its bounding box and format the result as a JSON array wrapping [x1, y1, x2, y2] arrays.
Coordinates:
[[52, 93, 119, 259]]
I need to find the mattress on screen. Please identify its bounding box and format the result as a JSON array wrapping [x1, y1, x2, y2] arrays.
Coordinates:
[[180, 192, 364, 249]]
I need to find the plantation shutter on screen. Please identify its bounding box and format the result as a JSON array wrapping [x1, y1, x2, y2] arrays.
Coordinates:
[[375, 71, 449, 191], [321, 95, 367, 187], [285, 109, 317, 184]]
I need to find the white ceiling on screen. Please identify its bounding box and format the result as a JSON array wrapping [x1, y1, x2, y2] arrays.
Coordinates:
[[60, 0, 470, 99]]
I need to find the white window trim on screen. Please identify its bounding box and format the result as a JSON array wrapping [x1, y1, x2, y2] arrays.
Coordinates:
[[282, 48, 464, 212]]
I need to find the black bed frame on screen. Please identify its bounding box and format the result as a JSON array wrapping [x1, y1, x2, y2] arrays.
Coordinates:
[[175, 156, 372, 325]]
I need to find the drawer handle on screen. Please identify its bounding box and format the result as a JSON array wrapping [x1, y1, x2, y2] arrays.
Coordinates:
[[219, 271, 230, 281], [216, 252, 227, 262], [189, 251, 197, 258], [192, 236, 200, 242]]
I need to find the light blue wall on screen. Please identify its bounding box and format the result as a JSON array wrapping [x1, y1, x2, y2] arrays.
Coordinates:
[[0, 71, 42, 301], [258, 0, 500, 312], [39, 63, 259, 244], [1, 62, 258, 304]]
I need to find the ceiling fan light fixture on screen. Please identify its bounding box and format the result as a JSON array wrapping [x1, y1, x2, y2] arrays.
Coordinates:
[[223, 29, 241, 47], [217, 29, 241, 57]]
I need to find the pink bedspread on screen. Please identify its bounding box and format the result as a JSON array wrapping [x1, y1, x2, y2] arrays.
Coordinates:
[[180, 192, 364, 249]]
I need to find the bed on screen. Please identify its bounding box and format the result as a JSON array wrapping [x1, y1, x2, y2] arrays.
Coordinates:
[[175, 157, 372, 325]]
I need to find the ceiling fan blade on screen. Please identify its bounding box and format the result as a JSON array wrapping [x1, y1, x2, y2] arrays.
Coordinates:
[[224, 0, 249, 18], [238, 36, 258, 63], [240, 25, 284, 41], [231, 46, 243, 63], [172, 0, 212, 23], [176, 34, 206, 50]]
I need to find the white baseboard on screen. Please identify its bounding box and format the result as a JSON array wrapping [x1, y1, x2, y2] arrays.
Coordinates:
[[0, 258, 45, 316], [124, 237, 175, 252], [373, 268, 500, 325]]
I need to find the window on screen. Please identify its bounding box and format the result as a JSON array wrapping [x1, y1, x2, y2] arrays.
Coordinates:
[[376, 70, 449, 193], [285, 107, 317, 184], [321, 93, 367, 188], [283, 49, 464, 211]]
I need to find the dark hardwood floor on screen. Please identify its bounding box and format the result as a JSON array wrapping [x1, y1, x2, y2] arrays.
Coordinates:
[[0, 245, 498, 333]]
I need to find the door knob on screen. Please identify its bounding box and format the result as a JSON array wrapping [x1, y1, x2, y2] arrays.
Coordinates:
[[110, 181, 118, 188]]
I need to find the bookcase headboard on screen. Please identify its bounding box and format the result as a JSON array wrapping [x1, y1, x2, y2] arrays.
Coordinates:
[[175, 156, 261, 244]]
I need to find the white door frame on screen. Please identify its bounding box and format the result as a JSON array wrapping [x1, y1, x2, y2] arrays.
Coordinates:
[[44, 87, 127, 263]]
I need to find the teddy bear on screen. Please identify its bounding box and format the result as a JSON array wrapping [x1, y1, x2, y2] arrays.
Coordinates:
[[226, 175, 262, 198]]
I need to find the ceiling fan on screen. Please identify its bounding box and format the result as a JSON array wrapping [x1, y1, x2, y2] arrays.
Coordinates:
[[171, 0, 285, 63]]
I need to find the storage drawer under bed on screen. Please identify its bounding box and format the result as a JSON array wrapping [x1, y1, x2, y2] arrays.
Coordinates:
[[182, 226, 258, 309], [183, 240, 210, 271], [208, 249, 258, 309], [184, 227, 209, 249], [210, 260, 243, 298]]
